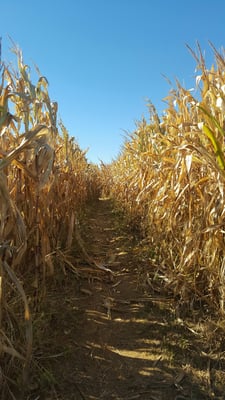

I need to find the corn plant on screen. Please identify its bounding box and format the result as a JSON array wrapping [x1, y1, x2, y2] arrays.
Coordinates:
[[0, 45, 101, 393], [105, 43, 225, 315]]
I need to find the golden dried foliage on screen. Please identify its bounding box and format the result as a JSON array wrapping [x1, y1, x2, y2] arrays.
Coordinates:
[[104, 43, 225, 314], [0, 46, 101, 389]]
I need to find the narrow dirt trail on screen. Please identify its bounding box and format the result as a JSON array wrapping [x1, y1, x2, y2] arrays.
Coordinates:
[[31, 198, 214, 400]]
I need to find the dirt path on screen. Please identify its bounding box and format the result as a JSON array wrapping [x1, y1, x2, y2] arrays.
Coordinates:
[[28, 198, 224, 400]]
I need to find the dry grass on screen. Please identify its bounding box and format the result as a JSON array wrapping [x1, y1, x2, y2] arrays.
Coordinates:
[[104, 43, 225, 316]]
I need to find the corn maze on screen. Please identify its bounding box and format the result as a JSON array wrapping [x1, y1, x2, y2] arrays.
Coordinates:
[[1, 43, 225, 397]]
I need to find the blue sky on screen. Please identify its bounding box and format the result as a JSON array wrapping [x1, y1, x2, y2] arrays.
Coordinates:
[[1, 0, 225, 164]]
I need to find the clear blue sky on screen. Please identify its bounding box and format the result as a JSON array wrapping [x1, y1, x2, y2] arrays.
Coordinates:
[[1, 0, 225, 164]]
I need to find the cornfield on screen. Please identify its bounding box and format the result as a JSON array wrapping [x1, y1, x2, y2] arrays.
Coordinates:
[[1, 40, 225, 395], [105, 42, 225, 315], [0, 45, 101, 390]]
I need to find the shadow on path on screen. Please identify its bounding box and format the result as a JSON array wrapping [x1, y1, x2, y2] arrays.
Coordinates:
[[30, 198, 224, 400]]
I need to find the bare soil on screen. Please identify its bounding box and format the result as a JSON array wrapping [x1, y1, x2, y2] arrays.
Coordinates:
[[22, 198, 225, 399]]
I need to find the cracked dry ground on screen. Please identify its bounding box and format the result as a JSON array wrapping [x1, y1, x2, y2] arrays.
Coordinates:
[[29, 198, 225, 400]]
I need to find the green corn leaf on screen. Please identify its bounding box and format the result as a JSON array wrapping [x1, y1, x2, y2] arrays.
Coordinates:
[[202, 124, 225, 170], [198, 104, 225, 137]]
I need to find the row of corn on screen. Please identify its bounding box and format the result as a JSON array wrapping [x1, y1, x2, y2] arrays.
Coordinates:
[[104, 43, 225, 315], [0, 46, 102, 390]]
